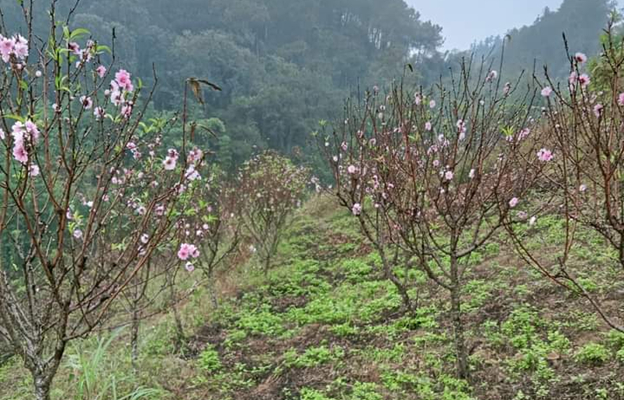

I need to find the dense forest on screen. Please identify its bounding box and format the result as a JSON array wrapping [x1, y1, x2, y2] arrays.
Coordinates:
[[0, 0, 614, 173]]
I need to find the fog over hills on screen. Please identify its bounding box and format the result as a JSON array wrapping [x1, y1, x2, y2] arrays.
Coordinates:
[[408, 0, 616, 50]]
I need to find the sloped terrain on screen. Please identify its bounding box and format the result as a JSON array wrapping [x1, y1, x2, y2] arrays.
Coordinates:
[[2, 195, 624, 400]]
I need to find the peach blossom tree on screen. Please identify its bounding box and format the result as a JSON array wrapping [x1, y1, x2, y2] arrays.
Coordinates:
[[236, 151, 309, 275], [0, 3, 206, 399], [321, 63, 547, 378]]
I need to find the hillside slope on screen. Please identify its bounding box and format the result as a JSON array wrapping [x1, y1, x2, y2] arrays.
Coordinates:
[[2, 195, 624, 400]]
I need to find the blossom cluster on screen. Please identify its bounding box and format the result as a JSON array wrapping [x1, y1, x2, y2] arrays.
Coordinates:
[[11, 120, 40, 166], [0, 33, 28, 64]]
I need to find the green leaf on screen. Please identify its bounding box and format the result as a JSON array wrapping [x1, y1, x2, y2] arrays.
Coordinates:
[[69, 28, 90, 40], [96, 45, 112, 55], [3, 114, 25, 123]]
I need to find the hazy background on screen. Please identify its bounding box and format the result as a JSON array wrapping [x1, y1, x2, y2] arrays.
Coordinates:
[[408, 0, 616, 50], [0, 0, 613, 174]]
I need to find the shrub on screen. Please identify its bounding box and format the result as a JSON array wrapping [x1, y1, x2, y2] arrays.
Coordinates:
[[198, 345, 222, 372], [574, 343, 610, 365]]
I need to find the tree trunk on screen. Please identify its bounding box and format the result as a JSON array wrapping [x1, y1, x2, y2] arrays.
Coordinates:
[[167, 273, 185, 352], [33, 374, 51, 400], [131, 306, 140, 371], [450, 256, 468, 379], [207, 275, 218, 309], [381, 253, 411, 312], [263, 253, 271, 277], [171, 299, 185, 352]]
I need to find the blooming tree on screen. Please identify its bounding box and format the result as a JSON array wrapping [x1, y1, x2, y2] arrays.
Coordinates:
[[174, 166, 240, 307], [236, 151, 309, 275], [0, 3, 204, 399], [503, 29, 624, 333], [319, 112, 416, 312], [322, 62, 546, 378]]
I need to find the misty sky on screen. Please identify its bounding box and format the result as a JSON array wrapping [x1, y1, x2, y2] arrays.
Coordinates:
[[407, 0, 566, 50]]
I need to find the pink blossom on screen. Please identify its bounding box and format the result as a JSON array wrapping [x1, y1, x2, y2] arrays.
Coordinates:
[[12, 143, 28, 164], [578, 74, 590, 88], [529, 216, 537, 226], [347, 165, 357, 174], [593, 104, 603, 118], [24, 120, 39, 142], [185, 262, 195, 272], [509, 197, 519, 208], [503, 82, 511, 95], [94, 107, 105, 120], [73, 229, 83, 240], [541, 86, 553, 97], [121, 104, 133, 118], [28, 164, 40, 176], [486, 70, 498, 82], [189, 244, 200, 258], [109, 81, 123, 106], [0, 129, 4, 140], [579, 184, 587, 192], [80, 96, 93, 110], [178, 243, 199, 260], [177, 244, 190, 260], [68, 42, 80, 55], [163, 157, 177, 170], [469, 169, 475, 179], [115, 69, 133, 92], [11, 35, 26, 59], [429, 100, 436, 109], [574, 52, 587, 64], [0, 36, 15, 62], [425, 121, 432, 131], [11, 121, 25, 143], [619, 93, 624, 107], [537, 148, 553, 162], [167, 149, 179, 160], [352, 203, 362, 216], [185, 165, 201, 181], [444, 170, 454, 181], [140, 234, 149, 244], [96, 65, 107, 78], [187, 148, 204, 163]]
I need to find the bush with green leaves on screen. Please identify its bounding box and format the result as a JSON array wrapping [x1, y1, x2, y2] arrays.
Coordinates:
[[198, 345, 222, 373], [574, 343, 610, 365]]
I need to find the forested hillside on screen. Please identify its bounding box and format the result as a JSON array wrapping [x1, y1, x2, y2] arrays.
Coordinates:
[[0, 0, 613, 174], [469, 0, 614, 78], [0, 0, 443, 171]]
